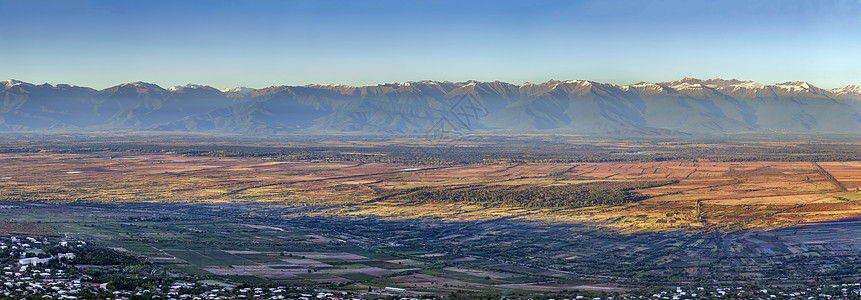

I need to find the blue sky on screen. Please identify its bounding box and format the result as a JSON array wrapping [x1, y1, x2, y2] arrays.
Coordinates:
[[2, 0, 861, 89]]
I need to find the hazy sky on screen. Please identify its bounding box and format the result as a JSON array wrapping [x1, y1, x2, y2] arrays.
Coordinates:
[[3, 0, 861, 89]]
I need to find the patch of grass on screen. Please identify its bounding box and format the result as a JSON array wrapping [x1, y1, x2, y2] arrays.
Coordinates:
[[339, 272, 377, 282]]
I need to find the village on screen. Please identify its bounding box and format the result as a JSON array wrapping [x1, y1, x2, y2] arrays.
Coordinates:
[[0, 236, 373, 300], [6, 235, 861, 299]]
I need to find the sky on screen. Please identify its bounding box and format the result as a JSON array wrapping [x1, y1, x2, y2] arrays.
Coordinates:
[[2, 0, 861, 90]]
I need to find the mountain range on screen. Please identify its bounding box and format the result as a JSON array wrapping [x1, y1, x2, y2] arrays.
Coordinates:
[[2, 78, 861, 135]]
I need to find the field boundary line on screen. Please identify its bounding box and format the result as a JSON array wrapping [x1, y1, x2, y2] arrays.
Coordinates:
[[813, 162, 848, 192]]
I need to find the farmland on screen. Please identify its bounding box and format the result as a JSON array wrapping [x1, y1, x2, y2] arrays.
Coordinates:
[[5, 201, 861, 295], [1, 146, 859, 231], [2, 133, 861, 295]]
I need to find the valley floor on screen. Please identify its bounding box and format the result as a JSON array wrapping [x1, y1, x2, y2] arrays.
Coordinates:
[[1, 136, 861, 293]]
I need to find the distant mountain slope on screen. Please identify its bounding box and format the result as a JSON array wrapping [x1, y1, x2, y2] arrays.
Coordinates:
[[2, 78, 860, 134], [0, 80, 97, 130]]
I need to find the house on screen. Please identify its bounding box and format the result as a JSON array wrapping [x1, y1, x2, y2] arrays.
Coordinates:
[[383, 287, 406, 293], [18, 257, 53, 266]]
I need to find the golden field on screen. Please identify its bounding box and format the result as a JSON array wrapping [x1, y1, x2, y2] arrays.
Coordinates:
[[1, 152, 860, 231]]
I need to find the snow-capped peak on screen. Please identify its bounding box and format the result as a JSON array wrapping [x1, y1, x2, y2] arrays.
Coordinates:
[[49, 83, 77, 88], [728, 81, 766, 90], [168, 84, 206, 91], [561, 80, 592, 86], [665, 78, 758, 89], [220, 86, 256, 93], [668, 82, 704, 90], [306, 83, 349, 88], [677, 77, 702, 84], [831, 85, 861, 95], [776, 81, 812, 90], [2, 80, 80, 89], [119, 81, 163, 90], [358, 82, 413, 88], [627, 82, 664, 90], [3, 79, 30, 89]]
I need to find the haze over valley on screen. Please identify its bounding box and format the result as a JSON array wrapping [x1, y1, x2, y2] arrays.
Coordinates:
[[3, 78, 860, 135]]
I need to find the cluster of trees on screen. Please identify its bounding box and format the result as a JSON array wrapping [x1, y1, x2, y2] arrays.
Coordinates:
[[69, 245, 143, 266], [401, 181, 677, 208], [61, 245, 196, 291]]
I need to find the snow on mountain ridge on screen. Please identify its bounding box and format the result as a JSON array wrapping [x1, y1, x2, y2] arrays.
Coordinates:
[[117, 81, 164, 90], [220, 87, 257, 93], [304, 83, 349, 88], [775, 81, 814, 92], [168, 84, 208, 91], [622, 82, 665, 92], [830, 85, 861, 100], [832, 85, 861, 94], [730, 81, 766, 89], [3, 79, 31, 89], [668, 82, 704, 90]]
